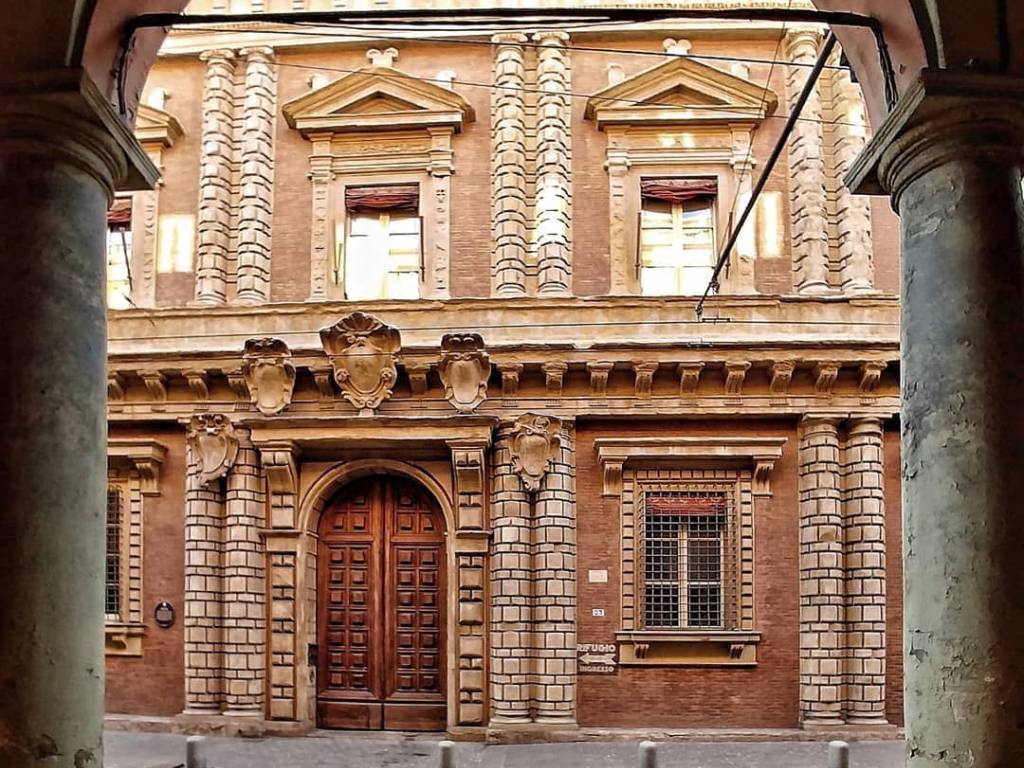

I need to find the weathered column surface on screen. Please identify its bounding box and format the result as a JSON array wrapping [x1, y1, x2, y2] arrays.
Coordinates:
[[0, 71, 154, 767], [848, 71, 1024, 767], [489, 425, 532, 722]]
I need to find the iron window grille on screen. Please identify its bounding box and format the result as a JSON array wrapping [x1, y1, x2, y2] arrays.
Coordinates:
[[639, 487, 739, 630], [105, 486, 123, 618]]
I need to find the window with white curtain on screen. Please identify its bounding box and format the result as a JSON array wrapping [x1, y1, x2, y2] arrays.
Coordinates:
[[638, 178, 717, 296]]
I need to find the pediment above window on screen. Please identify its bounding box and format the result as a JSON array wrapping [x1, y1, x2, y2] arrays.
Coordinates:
[[134, 103, 183, 148], [282, 66, 476, 137], [585, 57, 778, 129]]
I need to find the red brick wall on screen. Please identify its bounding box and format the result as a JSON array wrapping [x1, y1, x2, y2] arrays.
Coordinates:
[[883, 425, 904, 726], [575, 419, 801, 728], [105, 425, 186, 716]]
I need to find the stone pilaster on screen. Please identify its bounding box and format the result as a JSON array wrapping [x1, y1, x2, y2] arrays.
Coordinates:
[[531, 424, 577, 723], [195, 49, 236, 306], [533, 31, 572, 296], [428, 127, 454, 297], [235, 47, 277, 304], [841, 418, 886, 724], [489, 424, 533, 722], [799, 416, 845, 726], [184, 441, 226, 713], [729, 128, 758, 293], [785, 32, 830, 294], [222, 431, 267, 715], [491, 33, 529, 297], [830, 61, 873, 292]]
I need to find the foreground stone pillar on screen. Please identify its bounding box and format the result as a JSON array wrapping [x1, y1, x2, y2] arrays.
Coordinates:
[[489, 424, 532, 722], [848, 71, 1024, 767], [0, 70, 154, 767]]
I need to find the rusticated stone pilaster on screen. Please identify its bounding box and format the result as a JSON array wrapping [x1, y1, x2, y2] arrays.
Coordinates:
[[785, 32, 830, 294], [533, 31, 572, 296], [491, 33, 529, 297], [236, 47, 277, 304]]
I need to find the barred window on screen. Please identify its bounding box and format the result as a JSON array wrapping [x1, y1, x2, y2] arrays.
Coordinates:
[[106, 487, 123, 617], [640, 489, 737, 630]]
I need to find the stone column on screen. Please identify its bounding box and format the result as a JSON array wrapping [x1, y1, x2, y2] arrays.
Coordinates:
[[489, 424, 533, 722], [798, 416, 845, 726], [184, 440, 226, 713], [847, 72, 1024, 767], [831, 60, 873, 293], [195, 49, 236, 306], [236, 47, 276, 304], [491, 34, 529, 297], [0, 70, 153, 768], [841, 418, 886, 724], [785, 31, 830, 294], [222, 431, 266, 715], [532, 424, 577, 724], [533, 31, 572, 297]]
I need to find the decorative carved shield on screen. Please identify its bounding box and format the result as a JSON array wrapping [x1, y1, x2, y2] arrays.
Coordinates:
[[510, 413, 562, 492], [242, 337, 296, 416], [187, 413, 239, 485], [438, 333, 491, 413], [320, 312, 401, 415]]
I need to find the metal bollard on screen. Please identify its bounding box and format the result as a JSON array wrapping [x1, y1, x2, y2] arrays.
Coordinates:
[[439, 739, 456, 768], [638, 740, 658, 768], [827, 740, 850, 768], [186, 735, 207, 768]]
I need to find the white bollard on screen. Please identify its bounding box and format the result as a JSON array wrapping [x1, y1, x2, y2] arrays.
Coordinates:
[[439, 739, 456, 768], [828, 740, 850, 768], [638, 740, 658, 768], [186, 735, 207, 768]]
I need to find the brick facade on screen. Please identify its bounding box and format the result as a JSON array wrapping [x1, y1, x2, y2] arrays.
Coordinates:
[[105, 1, 904, 738]]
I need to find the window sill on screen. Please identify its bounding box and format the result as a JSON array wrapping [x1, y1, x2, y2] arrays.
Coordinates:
[[105, 623, 145, 657], [615, 630, 761, 666]]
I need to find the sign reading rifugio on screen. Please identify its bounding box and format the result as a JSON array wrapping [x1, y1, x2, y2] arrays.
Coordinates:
[[577, 643, 618, 674]]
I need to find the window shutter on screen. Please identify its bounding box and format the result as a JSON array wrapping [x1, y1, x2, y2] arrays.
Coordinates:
[[344, 183, 419, 213], [640, 178, 718, 204], [418, 215, 425, 280], [107, 198, 132, 229], [635, 210, 643, 280]]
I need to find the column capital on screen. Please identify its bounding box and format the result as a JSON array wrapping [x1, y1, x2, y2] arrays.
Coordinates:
[[199, 48, 237, 64], [532, 30, 570, 45], [847, 70, 1024, 210], [784, 29, 822, 60], [491, 32, 528, 46], [240, 46, 276, 63], [847, 415, 885, 436], [0, 68, 158, 197]]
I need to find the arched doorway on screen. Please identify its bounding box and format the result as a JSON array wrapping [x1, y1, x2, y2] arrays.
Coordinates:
[[316, 474, 447, 731]]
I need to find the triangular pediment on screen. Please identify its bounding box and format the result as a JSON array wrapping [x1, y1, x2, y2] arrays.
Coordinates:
[[283, 66, 475, 136], [134, 103, 183, 147], [585, 57, 778, 129]]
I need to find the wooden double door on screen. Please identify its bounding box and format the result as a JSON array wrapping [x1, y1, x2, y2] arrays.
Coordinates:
[[317, 476, 447, 731]]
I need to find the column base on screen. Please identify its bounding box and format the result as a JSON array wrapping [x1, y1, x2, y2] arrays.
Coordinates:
[[800, 716, 846, 729], [486, 720, 581, 745], [845, 714, 890, 726]]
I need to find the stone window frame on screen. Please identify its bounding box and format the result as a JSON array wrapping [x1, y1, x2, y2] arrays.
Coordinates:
[[106, 439, 166, 656], [596, 436, 785, 666]]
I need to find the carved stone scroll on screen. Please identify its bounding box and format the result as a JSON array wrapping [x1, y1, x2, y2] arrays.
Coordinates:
[[187, 413, 239, 485], [243, 338, 297, 416], [438, 333, 491, 413], [509, 413, 562, 493], [320, 312, 401, 416]]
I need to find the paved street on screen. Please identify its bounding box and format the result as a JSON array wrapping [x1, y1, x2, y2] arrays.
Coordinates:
[[105, 731, 904, 768]]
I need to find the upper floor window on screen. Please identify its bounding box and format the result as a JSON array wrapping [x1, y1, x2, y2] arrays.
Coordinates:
[[641, 488, 736, 630], [638, 178, 717, 296], [340, 184, 422, 301], [107, 199, 133, 309], [106, 486, 124, 618]]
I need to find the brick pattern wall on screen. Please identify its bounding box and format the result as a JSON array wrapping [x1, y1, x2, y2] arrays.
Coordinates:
[[222, 433, 267, 714]]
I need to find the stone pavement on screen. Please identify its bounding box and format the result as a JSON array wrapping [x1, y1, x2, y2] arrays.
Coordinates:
[[105, 731, 904, 768]]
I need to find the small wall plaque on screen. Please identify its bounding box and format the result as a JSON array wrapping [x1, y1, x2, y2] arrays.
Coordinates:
[[588, 569, 608, 583]]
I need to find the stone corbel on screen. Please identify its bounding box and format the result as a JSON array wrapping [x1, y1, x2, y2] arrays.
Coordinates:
[[678, 363, 704, 396], [186, 413, 239, 485], [140, 371, 167, 406], [859, 361, 887, 394], [448, 440, 488, 530], [753, 458, 779, 496], [224, 368, 251, 409], [497, 363, 523, 400], [320, 312, 401, 416], [108, 438, 168, 496], [602, 458, 625, 498], [587, 361, 614, 397], [404, 361, 432, 396], [769, 360, 795, 396], [242, 337, 297, 416], [814, 361, 842, 395], [260, 441, 300, 528], [723, 361, 751, 395], [542, 361, 568, 398], [509, 413, 562, 493], [310, 365, 335, 406], [633, 361, 659, 398], [438, 333, 491, 413], [183, 368, 210, 403], [108, 372, 127, 406]]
